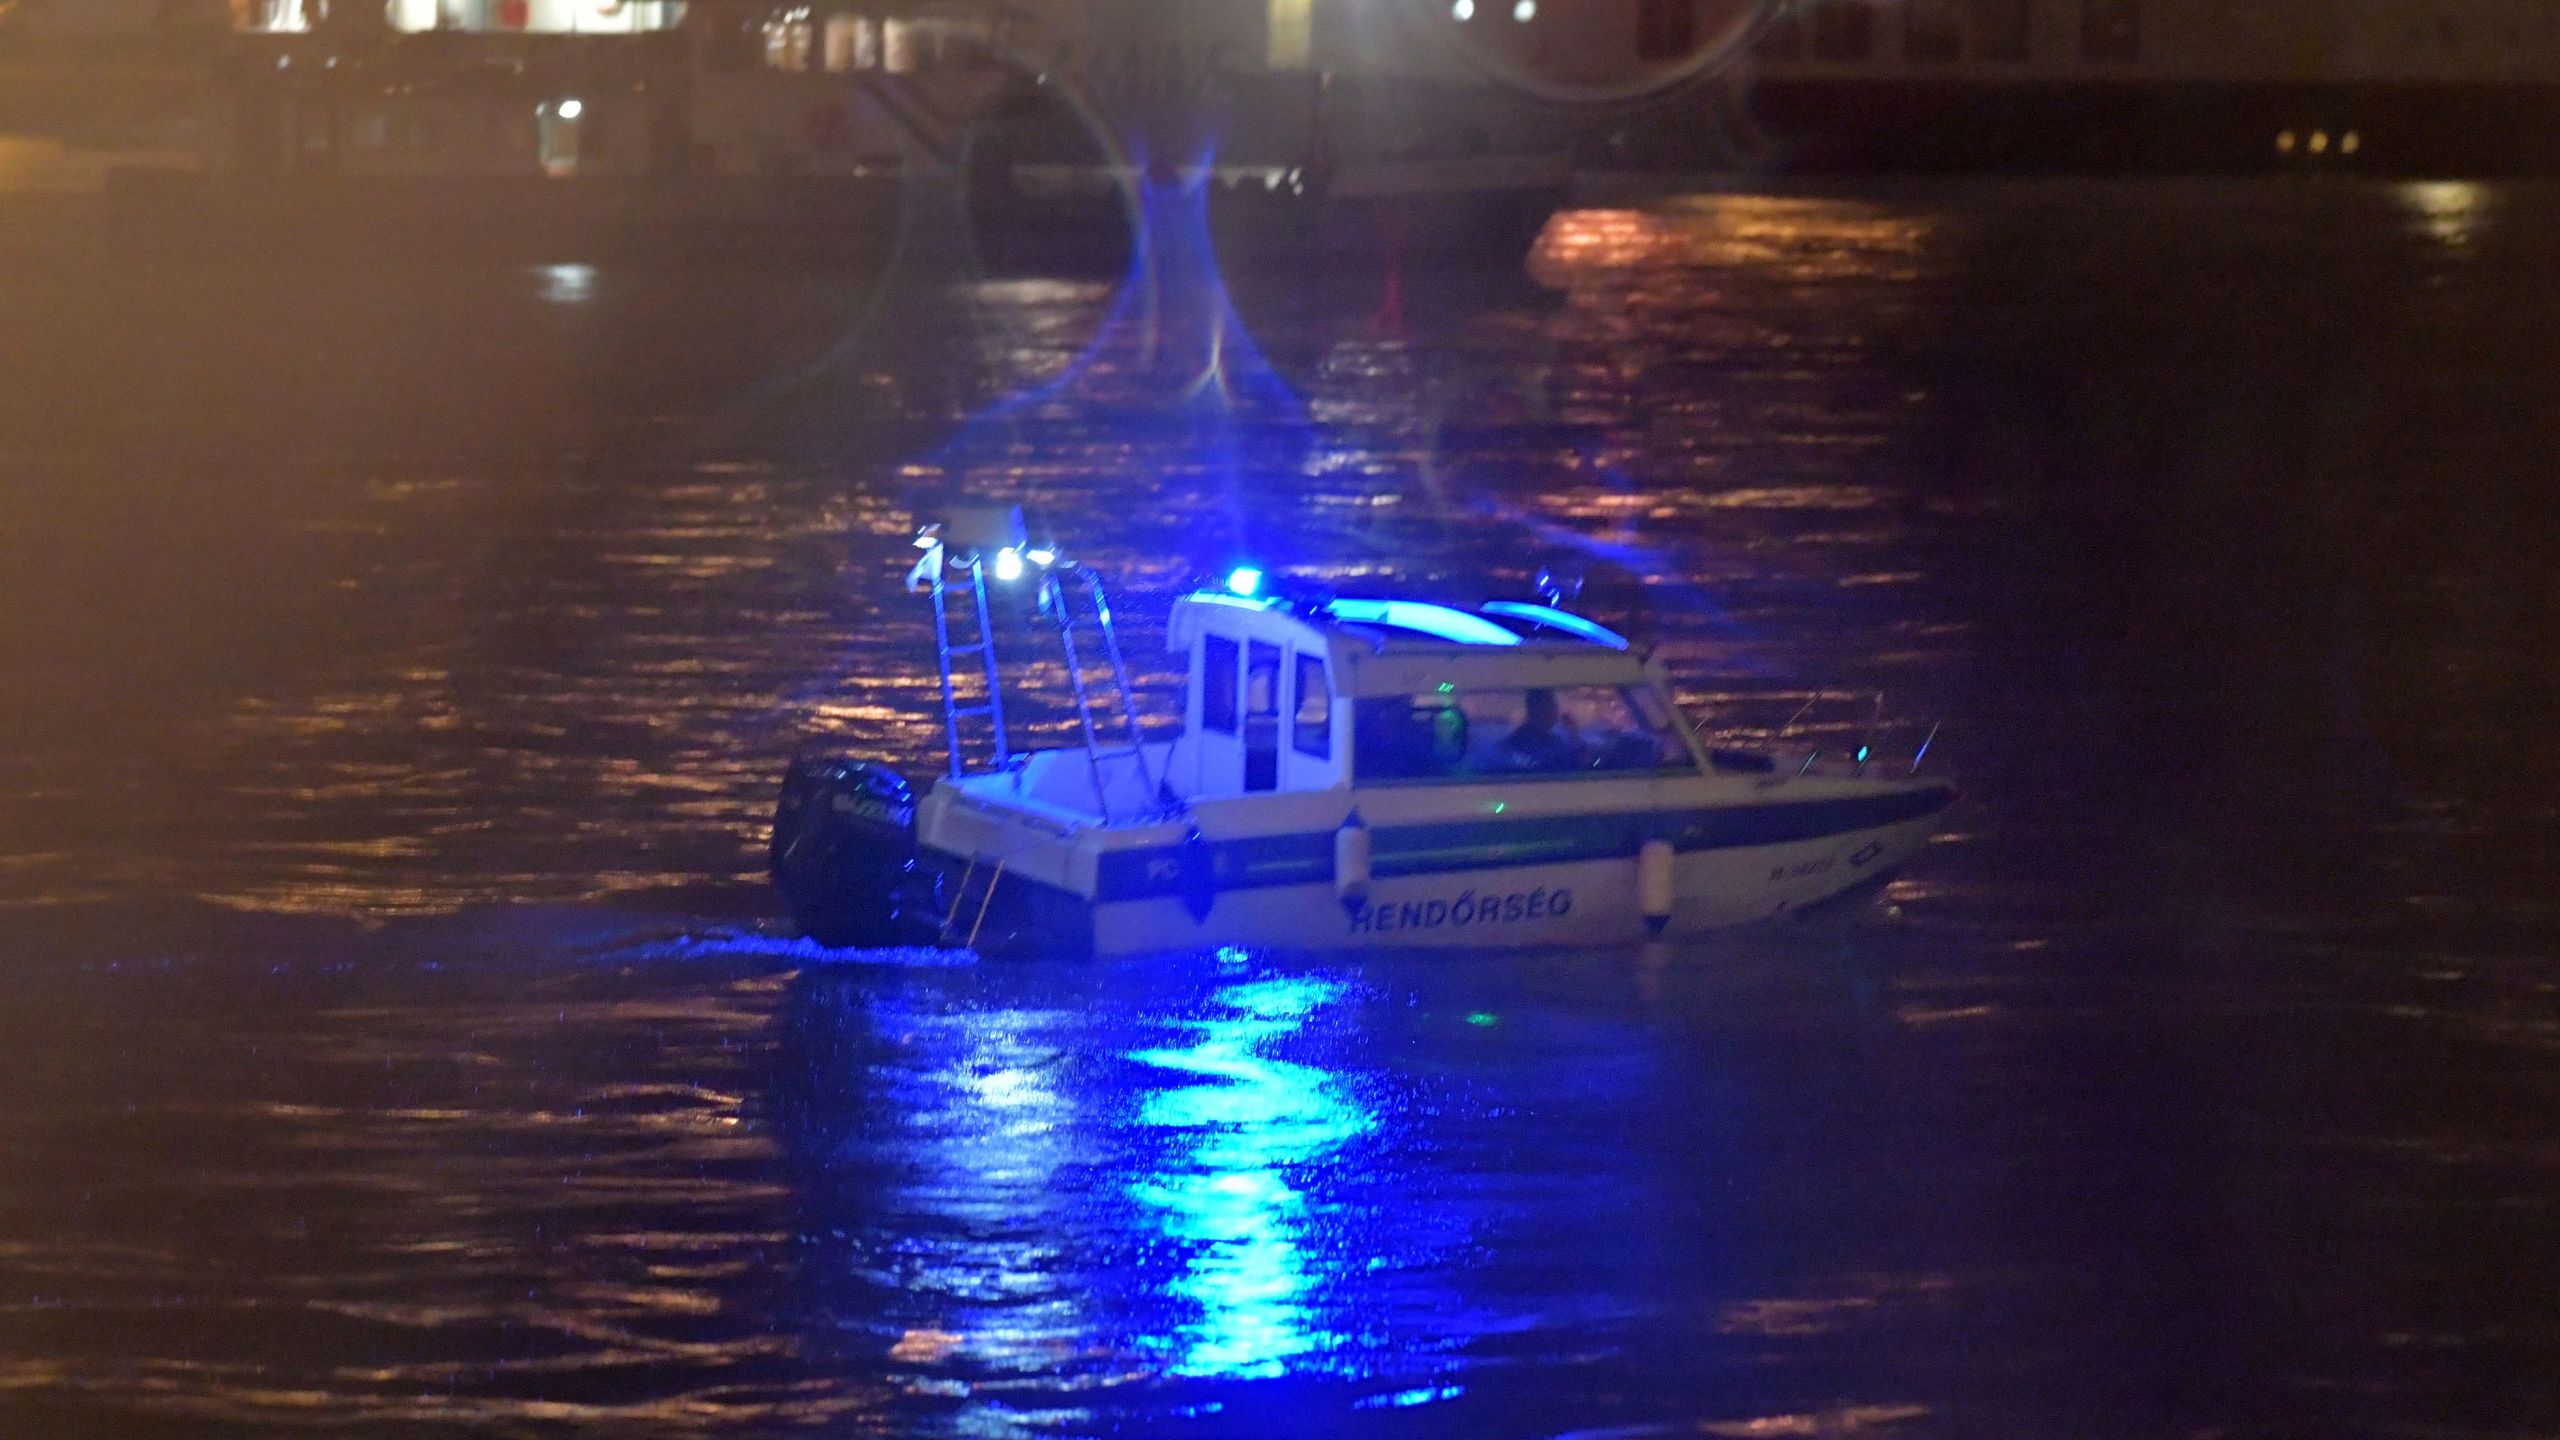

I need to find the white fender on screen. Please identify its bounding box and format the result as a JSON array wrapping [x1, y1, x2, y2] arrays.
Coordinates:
[[1334, 811, 1371, 912], [1637, 838, 1676, 935]]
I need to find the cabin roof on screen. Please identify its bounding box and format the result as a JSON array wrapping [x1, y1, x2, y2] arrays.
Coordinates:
[[1168, 590, 1654, 694]]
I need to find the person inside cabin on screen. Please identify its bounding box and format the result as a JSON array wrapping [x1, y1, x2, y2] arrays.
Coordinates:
[[1429, 699, 1469, 772], [1499, 689, 1580, 772], [1356, 697, 1427, 779], [1355, 695, 1473, 780]]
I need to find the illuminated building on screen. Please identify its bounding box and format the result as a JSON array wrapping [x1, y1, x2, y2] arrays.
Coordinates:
[[224, 0, 684, 31], [1492, 0, 2560, 174], [104, 0, 1568, 264], [1464, 0, 2560, 87]]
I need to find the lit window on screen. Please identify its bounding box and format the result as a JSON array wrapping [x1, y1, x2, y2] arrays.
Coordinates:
[[1268, 0, 1311, 68], [238, 0, 308, 30], [881, 17, 919, 71], [1292, 654, 1330, 759], [823, 15, 877, 71], [1246, 644, 1280, 720], [764, 10, 814, 71]]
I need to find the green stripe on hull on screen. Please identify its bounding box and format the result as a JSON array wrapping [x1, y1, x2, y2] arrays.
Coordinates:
[[1091, 785, 1952, 903]]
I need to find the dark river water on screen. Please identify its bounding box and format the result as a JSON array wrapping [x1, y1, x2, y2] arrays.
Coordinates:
[[1, 178, 2557, 1438]]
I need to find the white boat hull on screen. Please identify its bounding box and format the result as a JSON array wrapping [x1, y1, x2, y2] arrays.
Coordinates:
[[919, 777, 1952, 958], [1083, 815, 1936, 955]]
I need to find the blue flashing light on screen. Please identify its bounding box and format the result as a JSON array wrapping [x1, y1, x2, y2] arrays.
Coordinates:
[[1478, 601, 1631, 650], [1855, 744, 1871, 764], [1225, 566, 1265, 598], [993, 547, 1026, 583], [1324, 599, 1521, 647], [1027, 546, 1058, 567]]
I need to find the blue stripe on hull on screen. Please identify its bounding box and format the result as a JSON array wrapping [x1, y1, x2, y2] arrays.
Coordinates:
[[1092, 784, 1954, 903]]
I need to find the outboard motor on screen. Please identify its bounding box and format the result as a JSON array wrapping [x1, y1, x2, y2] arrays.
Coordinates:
[[769, 756, 938, 949]]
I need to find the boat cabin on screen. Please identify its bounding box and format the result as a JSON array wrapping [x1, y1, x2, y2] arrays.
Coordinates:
[[1160, 589, 1704, 804], [908, 512, 1718, 827]]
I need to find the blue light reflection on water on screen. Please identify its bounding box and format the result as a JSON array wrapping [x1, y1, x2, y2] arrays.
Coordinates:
[[1126, 975, 1377, 1380], [769, 960, 1531, 1431]]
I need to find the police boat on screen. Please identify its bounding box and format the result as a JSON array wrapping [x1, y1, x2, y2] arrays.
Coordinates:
[[770, 507, 1955, 957]]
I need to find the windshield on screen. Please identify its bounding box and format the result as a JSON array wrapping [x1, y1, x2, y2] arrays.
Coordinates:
[[1353, 685, 1695, 782]]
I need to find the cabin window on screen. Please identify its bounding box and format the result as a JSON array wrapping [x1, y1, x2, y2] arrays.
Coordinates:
[[1292, 653, 1330, 758], [1246, 644, 1280, 718], [1354, 686, 1691, 782], [1244, 642, 1282, 793], [1202, 635, 1239, 733]]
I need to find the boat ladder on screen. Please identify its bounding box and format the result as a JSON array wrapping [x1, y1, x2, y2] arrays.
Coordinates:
[[926, 547, 1012, 779], [1041, 563, 1160, 822], [941, 855, 1006, 950]]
